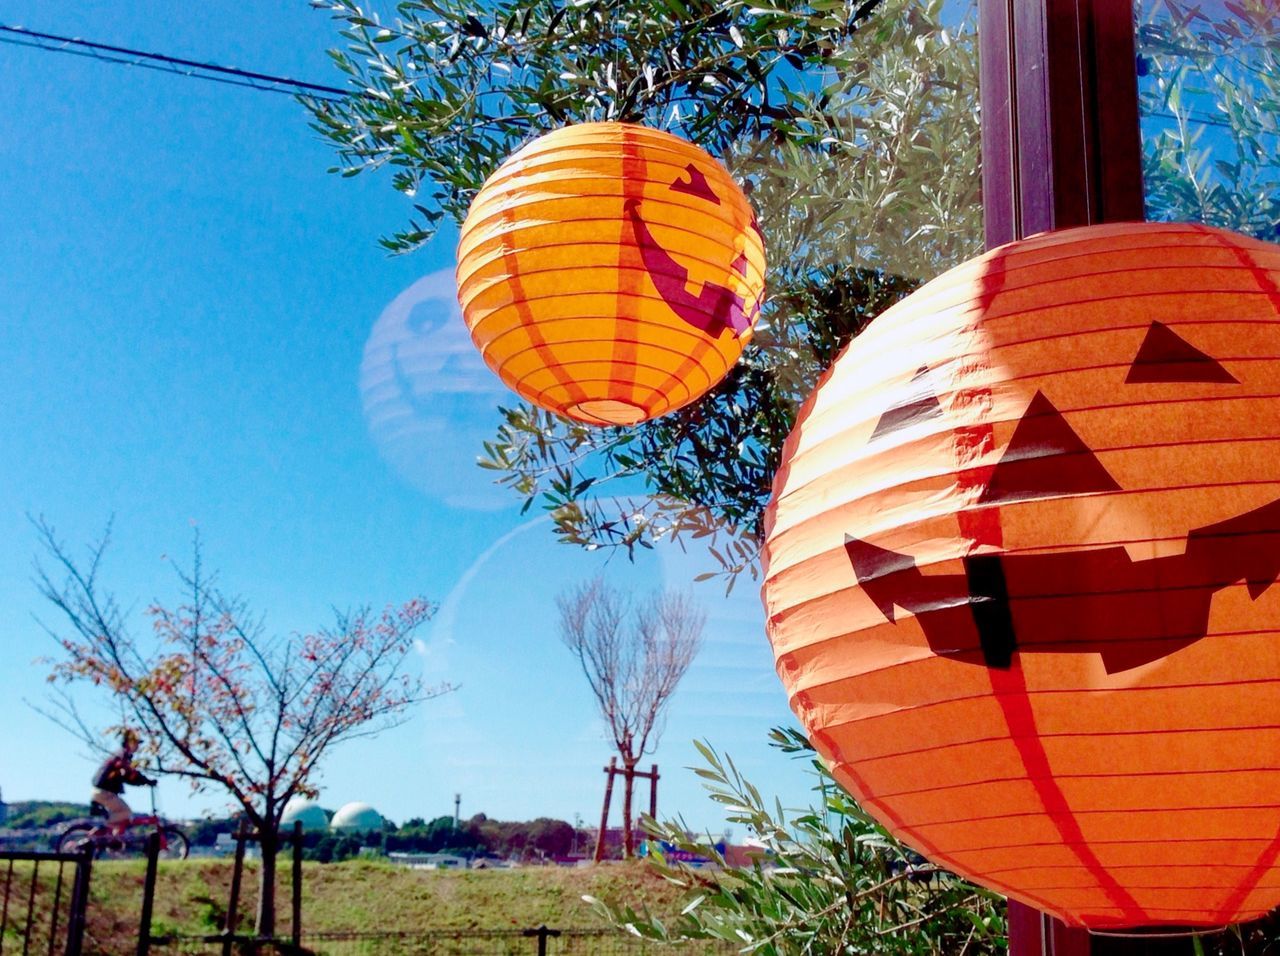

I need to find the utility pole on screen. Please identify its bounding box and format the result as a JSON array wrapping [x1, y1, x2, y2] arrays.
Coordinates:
[[453, 793, 461, 829]]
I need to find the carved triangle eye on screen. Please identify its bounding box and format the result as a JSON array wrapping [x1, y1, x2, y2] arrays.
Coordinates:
[[669, 163, 721, 205], [979, 392, 1121, 504], [1126, 321, 1238, 384], [870, 366, 943, 442]]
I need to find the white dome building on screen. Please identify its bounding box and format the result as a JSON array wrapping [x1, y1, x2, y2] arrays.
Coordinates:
[[280, 798, 329, 832], [330, 802, 384, 832]]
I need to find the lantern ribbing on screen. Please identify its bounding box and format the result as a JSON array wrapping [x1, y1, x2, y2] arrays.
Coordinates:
[[456, 122, 766, 426], [763, 222, 1280, 928]]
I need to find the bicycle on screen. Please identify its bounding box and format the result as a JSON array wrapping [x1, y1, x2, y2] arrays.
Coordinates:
[[57, 784, 189, 859]]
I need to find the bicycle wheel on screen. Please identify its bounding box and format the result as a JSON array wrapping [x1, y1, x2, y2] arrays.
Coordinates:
[[160, 826, 189, 859], [56, 823, 97, 855]]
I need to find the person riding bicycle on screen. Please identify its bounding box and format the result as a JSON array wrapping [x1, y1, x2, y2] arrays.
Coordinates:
[[90, 730, 155, 836]]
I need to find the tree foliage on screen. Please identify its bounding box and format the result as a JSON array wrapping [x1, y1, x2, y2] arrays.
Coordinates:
[[334, 813, 585, 860], [34, 521, 449, 936], [311, 0, 886, 253], [591, 729, 1007, 955], [1138, 0, 1280, 242], [306, 0, 1280, 949], [1, 802, 90, 831], [308, 0, 982, 586]]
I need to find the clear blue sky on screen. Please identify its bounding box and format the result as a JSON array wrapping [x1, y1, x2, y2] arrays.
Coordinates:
[[0, 2, 810, 832]]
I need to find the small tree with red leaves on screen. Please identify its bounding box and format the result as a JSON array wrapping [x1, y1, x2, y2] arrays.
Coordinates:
[[34, 520, 451, 937]]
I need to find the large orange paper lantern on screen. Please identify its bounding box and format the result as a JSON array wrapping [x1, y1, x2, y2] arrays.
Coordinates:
[[762, 222, 1280, 928], [456, 122, 765, 426]]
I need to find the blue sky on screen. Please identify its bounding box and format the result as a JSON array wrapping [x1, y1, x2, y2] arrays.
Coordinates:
[[0, 2, 811, 832]]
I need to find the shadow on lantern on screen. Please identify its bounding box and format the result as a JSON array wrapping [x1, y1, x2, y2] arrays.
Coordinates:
[[360, 268, 511, 510]]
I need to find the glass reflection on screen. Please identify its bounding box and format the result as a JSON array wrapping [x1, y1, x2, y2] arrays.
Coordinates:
[[1137, 0, 1280, 240]]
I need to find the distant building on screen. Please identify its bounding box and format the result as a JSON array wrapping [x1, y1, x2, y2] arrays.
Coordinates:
[[640, 836, 773, 870], [641, 839, 727, 867], [388, 851, 467, 870], [209, 833, 260, 859], [280, 798, 328, 832], [330, 801, 383, 832]]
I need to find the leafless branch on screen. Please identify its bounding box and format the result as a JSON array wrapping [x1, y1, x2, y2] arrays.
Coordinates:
[[557, 576, 704, 856]]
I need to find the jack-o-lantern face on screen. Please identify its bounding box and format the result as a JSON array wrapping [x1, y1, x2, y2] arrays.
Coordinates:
[[625, 162, 762, 338], [762, 223, 1280, 928], [456, 122, 766, 426]]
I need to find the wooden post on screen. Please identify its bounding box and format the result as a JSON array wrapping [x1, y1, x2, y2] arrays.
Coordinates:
[[979, 0, 1143, 248], [977, 3, 1197, 953], [222, 823, 247, 956], [522, 924, 562, 956], [594, 757, 618, 863], [648, 763, 658, 821], [24, 859, 38, 949], [47, 858, 66, 953], [291, 820, 303, 950], [65, 850, 92, 956], [136, 832, 160, 956]]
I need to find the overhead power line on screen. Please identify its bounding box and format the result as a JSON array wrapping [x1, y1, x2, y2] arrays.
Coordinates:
[[0, 24, 355, 102], [1, 24, 1258, 139]]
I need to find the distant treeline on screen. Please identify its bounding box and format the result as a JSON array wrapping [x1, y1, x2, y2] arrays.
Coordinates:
[[2, 801, 90, 830], [299, 813, 584, 863], [3, 802, 585, 863]]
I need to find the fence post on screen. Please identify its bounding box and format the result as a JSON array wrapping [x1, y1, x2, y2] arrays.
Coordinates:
[[594, 757, 617, 863], [222, 824, 247, 956], [48, 857, 67, 954], [136, 832, 160, 956], [64, 850, 92, 956], [522, 925, 561, 956], [2, 858, 13, 945], [23, 859, 40, 953], [291, 821, 303, 950]]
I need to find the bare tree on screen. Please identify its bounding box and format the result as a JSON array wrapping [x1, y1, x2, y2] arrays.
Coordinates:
[[33, 520, 452, 936], [557, 577, 705, 857]]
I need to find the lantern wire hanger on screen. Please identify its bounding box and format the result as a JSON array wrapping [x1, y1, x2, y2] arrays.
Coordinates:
[[609, 0, 625, 124], [1088, 927, 1229, 940]]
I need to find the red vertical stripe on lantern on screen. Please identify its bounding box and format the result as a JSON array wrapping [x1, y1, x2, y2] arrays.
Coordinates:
[[762, 222, 1280, 927], [616, 126, 646, 411], [458, 122, 765, 426], [822, 730, 1071, 920], [989, 663, 1145, 924], [647, 331, 725, 415], [497, 200, 592, 410], [1206, 224, 1280, 317], [1213, 825, 1280, 926], [965, 245, 1138, 924]]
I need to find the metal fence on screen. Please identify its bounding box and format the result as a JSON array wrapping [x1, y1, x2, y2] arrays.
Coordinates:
[[0, 850, 93, 956], [147, 927, 740, 955]]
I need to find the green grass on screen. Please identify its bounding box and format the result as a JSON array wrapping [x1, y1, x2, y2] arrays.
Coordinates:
[[67, 858, 694, 954]]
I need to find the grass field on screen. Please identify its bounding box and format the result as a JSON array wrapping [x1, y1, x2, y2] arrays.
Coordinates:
[[63, 857, 703, 953]]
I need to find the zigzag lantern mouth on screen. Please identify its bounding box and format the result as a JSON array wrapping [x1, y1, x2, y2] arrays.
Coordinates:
[[454, 122, 766, 427], [624, 162, 762, 339], [847, 382, 1280, 674], [760, 221, 1280, 928]]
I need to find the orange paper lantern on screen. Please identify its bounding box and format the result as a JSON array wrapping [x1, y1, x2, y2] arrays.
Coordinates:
[[455, 122, 765, 426], [762, 222, 1280, 928]]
